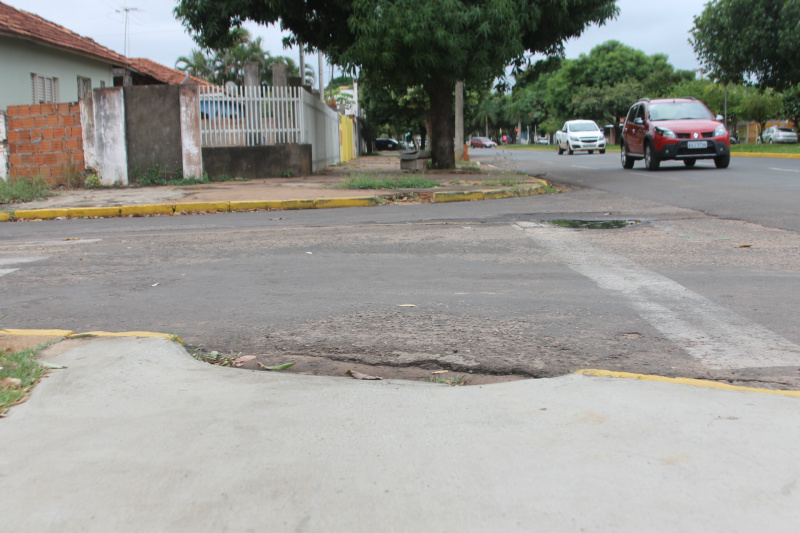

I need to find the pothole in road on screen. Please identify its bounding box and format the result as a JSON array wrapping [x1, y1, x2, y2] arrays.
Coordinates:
[[548, 219, 640, 229]]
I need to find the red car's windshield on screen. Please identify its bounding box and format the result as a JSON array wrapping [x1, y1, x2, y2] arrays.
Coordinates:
[[648, 102, 714, 121]]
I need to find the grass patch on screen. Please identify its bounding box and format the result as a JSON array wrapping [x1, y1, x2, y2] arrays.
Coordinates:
[[731, 142, 800, 154], [424, 374, 467, 386], [336, 173, 439, 189], [0, 176, 53, 205], [0, 346, 47, 416], [480, 176, 527, 186]]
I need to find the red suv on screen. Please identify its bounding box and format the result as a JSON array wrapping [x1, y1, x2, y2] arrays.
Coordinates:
[[620, 97, 730, 170]]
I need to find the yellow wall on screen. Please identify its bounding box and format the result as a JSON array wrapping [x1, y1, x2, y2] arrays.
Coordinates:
[[339, 115, 354, 163]]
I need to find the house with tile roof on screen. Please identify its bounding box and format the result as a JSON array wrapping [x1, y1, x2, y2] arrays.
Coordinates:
[[0, 1, 131, 110], [122, 58, 213, 88]]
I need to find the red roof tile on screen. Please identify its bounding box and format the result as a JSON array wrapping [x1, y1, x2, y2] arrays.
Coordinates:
[[128, 57, 213, 86], [0, 1, 129, 66]]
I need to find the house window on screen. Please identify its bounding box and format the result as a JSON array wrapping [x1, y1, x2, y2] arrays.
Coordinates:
[[77, 76, 92, 99], [31, 73, 59, 103]]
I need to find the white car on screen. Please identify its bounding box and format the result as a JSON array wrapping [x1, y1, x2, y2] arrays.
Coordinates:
[[555, 120, 606, 155]]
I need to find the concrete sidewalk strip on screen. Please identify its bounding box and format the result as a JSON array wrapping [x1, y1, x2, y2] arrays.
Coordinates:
[[1, 336, 799, 532]]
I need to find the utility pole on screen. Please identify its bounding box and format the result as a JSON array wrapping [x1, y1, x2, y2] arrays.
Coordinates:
[[116, 6, 140, 57], [318, 52, 324, 103]]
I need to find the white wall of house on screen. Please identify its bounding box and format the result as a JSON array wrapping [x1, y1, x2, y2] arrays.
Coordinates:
[[0, 111, 8, 181], [302, 90, 341, 172], [0, 35, 115, 109]]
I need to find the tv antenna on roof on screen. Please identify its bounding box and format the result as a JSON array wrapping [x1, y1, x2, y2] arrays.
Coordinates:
[[116, 6, 140, 57]]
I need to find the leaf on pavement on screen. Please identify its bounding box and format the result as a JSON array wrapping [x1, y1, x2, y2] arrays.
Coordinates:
[[739, 244, 752, 248], [258, 362, 296, 371], [0, 377, 22, 389], [41, 362, 67, 369], [432, 370, 448, 374], [346, 370, 382, 380], [233, 355, 256, 367]]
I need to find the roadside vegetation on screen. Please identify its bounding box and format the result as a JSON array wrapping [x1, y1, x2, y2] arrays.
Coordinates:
[[0, 176, 53, 205], [336, 173, 439, 189], [730, 143, 800, 154], [0, 346, 47, 416]]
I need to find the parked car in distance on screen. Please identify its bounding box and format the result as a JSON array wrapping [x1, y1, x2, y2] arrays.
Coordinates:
[[620, 97, 730, 170], [554, 120, 606, 155], [470, 136, 497, 148], [374, 138, 400, 151], [759, 126, 798, 144]]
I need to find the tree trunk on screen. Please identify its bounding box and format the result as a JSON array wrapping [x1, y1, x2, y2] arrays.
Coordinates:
[[426, 82, 455, 169]]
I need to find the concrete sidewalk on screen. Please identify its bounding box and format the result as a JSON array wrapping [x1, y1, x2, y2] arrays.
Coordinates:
[[0, 155, 547, 222], [2, 336, 799, 532]]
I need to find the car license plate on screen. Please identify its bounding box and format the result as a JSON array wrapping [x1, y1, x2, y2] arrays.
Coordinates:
[[687, 140, 707, 149]]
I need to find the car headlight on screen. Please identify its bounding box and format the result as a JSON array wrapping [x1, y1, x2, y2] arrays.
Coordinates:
[[570, 135, 580, 141], [655, 127, 677, 138], [714, 125, 727, 137]]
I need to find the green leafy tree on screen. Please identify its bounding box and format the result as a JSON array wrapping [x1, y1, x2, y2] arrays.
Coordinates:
[[736, 87, 784, 137], [175, 49, 216, 79], [782, 85, 800, 131], [690, 0, 800, 90], [175, 0, 619, 169]]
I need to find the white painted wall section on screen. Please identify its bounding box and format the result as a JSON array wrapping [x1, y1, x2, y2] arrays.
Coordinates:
[[179, 85, 203, 179]]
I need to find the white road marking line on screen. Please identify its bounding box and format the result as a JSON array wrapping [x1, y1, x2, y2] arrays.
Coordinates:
[[768, 167, 800, 173], [0, 239, 101, 248], [571, 165, 597, 170], [0, 268, 19, 278], [516, 222, 800, 369], [0, 257, 47, 266]]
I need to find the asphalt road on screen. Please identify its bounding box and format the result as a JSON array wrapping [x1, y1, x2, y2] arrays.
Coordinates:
[[485, 147, 800, 232], [2, 151, 799, 388]]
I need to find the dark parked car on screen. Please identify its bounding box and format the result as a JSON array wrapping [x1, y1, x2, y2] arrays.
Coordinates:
[[470, 136, 497, 148], [374, 138, 400, 151], [620, 97, 730, 170]]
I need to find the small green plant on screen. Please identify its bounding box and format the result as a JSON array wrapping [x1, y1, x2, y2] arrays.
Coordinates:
[[336, 173, 439, 189], [282, 170, 293, 178], [62, 163, 84, 189], [0, 176, 53, 205], [169, 332, 183, 344], [1, 345, 47, 416], [84, 174, 101, 189], [424, 374, 467, 386]]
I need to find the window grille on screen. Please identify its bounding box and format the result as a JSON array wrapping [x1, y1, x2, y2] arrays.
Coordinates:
[[31, 73, 59, 103]]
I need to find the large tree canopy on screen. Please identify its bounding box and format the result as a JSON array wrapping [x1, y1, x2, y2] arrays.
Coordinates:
[[175, 0, 618, 168], [690, 0, 800, 90]]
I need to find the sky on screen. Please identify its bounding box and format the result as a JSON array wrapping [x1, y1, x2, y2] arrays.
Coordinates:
[[8, 0, 707, 85]]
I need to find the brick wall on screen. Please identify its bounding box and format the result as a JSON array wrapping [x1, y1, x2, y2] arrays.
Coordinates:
[[5, 103, 84, 184]]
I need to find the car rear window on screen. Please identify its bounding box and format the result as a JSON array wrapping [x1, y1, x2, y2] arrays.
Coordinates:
[[648, 102, 714, 121], [777, 128, 794, 132]]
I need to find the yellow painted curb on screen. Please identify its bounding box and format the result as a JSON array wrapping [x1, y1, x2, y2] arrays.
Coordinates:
[[576, 369, 800, 398], [230, 200, 273, 212], [174, 201, 230, 213], [66, 206, 121, 218], [0, 212, 11, 222], [120, 204, 175, 216], [732, 152, 800, 159], [77, 331, 181, 342], [480, 188, 517, 200], [13, 208, 70, 220], [0, 328, 74, 337], [433, 190, 486, 203], [281, 199, 316, 210], [314, 197, 379, 209]]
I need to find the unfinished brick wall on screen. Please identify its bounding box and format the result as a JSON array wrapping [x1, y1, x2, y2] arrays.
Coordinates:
[[5, 103, 84, 184]]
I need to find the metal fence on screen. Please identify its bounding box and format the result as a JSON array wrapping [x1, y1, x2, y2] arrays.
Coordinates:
[[198, 85, 304, 147]]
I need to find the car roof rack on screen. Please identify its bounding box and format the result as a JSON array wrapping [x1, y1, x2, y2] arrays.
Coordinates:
[[637, 98, 651, 103]]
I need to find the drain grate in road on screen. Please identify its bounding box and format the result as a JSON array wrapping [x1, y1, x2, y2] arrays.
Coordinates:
[[547, 219, 639, 229]]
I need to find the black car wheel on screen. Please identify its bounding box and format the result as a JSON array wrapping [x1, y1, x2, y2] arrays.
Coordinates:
[[644, 142, 660, 170], [621, 143, 634, 169], [714, 153, 730, 169]]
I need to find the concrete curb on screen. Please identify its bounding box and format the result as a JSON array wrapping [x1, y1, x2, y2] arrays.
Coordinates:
[[575, 369, 800, 398], [0, 328, 180, 343], [1, 182, 547, 222]]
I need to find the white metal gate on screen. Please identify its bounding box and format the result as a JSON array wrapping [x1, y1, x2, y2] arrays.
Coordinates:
[[198, 85, 304, 147]]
